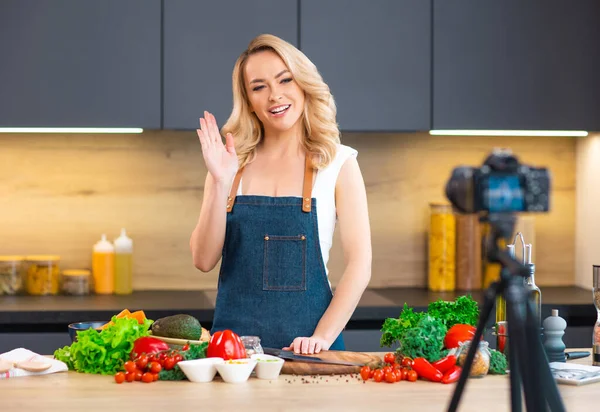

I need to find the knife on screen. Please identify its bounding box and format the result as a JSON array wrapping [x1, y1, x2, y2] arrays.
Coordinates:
[[565, 351, 590, 361], [262, 347, 365, 367]]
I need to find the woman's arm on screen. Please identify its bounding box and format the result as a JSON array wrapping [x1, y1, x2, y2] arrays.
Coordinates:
[[286, 155, 372, 354]]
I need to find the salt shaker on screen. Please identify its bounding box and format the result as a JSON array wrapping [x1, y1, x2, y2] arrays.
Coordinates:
[[543, 309, 567, 363]]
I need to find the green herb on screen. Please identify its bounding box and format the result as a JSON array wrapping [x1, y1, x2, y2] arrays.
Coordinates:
[[54, 316, 153, 375], [158, 341, 208, 381], [489, 349, 508, 375], [427, 295, 480, 329], [380, 303, 425, 347], [395, 315, 447, 363]]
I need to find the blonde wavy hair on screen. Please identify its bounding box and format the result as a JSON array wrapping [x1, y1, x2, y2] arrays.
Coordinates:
[[221, 34, 340, 170]]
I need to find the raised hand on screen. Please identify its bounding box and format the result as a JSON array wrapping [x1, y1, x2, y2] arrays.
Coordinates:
[[197, 111, 238, 184]]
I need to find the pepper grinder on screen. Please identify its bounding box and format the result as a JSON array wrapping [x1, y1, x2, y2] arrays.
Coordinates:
[[543, 309, 567, 363]]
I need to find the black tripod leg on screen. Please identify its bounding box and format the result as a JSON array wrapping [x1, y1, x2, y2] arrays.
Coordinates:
[[447, 281, 500, 412], [524, 299, 566, 412], [507, 331, 521, 412]]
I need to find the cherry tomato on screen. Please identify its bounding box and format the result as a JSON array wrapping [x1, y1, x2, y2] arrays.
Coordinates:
[[382, 366, 392, 375], [401, 368, 408, 380], [182, 344, 190, 351], [360, 366, 371, 381], [125, 372, 135, 383], [174, 354, 183, 364], [392, 362, 402, 371], [385, 371, 396, 383], [123, 361, 136, 374], [158, 352, 167, 362], [369, 368, 375, 379], [395, 369, 402, 382], [136, 354, 149, 370], [153, 372, 159, 381], [402, 357, 413, 368], [383, 353, 396, 365], [148, 354, 156, 363], [407, 370, 418, 382], [114, 372, 125, 384], [163, 357, 176, 371], [142, 372, 154, 383], [149, 361, 162, 374], [373, 369, 384, 383], [134, 370, 143, 381]]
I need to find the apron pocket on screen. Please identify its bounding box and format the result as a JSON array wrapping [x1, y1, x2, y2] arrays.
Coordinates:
[[263, 234, 307, 291]]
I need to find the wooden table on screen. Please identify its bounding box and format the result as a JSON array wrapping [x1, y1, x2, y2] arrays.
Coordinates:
[[1, 351, 597, 412]]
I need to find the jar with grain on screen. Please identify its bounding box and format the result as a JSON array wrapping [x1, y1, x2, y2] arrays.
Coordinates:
[[456, 340, 491, 378], [0, 256, 25, 295], [428, 203, 456, 292], [456, 214, 482, 291], [25, 255, 60, 296], [61, 269, 91, 296]]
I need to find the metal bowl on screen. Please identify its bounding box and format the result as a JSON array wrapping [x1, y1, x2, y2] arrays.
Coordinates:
[[68, 321, 107, 342]]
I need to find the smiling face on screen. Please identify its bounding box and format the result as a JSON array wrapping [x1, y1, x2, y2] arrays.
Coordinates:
[[244, 50, 305, 136]]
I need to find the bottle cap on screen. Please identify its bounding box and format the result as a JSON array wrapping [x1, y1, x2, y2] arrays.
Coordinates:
[[552, 309, 559, 317], [94, 234, 115, 253], [114, 228, 133, 253]]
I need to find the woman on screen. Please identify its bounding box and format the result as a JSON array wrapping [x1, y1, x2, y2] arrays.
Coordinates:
[[190, 34, 371, 354]]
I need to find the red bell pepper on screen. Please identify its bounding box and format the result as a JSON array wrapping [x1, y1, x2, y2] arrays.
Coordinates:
[[130, 336, 170, 360], [444, 324, 477, 349], [442, 365, 463, 384], [207, 330, 247, 360], [432, 355, 457, 374], [412, 357, 443, 382]]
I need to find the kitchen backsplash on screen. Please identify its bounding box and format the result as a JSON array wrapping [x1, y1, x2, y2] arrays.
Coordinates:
[[0, 131, 576, 290]]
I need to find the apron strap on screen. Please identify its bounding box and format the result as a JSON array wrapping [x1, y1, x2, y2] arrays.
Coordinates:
[[226, 154, 315, 213]]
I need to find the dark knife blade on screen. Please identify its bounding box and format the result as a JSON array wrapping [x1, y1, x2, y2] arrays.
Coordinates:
[[262, 347, 365, 367], [565, 351, 590, 360]]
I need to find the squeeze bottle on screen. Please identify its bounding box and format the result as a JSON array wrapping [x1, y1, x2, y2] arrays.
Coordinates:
[[92, 234, 115, 294], [114, 228, 133, 295]]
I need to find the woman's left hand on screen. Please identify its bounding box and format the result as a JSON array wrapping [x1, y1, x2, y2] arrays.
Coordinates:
[[283, 336, 330, 354]]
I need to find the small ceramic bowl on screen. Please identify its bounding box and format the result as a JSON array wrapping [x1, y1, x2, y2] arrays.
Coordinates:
[[251, 354, 285, 380], [215, 358, 257, 383], [68, 321, 107, 342], [178, 357, 224, 383]]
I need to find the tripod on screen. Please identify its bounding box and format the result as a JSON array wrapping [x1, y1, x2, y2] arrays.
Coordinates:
[[447, 213, 565, 412]]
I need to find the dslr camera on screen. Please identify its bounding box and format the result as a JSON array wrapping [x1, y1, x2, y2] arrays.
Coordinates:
[[445, 148, 551, 214]]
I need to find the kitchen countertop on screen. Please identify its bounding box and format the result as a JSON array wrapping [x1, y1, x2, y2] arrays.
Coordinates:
[[1, 350, 597, 412], [1, 286, 594, 331]]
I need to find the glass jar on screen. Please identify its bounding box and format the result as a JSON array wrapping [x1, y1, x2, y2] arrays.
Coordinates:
[[241, 336, 264, 357], [456, 214, 482, 291], [25, 255, 61, 295], [428, 203, 456, 292], [61, 269, 91, 296], [0, 256, 25, 295], [456, 340, 491, 378]]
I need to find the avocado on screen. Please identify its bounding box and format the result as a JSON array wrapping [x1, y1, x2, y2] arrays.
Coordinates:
[[151, 314, 202, 340]]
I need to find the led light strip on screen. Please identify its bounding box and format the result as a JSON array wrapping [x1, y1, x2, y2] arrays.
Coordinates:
[[0, 128, 143, 134], [429, 130, 588, 137]]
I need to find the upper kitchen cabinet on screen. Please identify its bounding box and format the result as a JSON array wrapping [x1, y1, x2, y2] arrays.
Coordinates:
[[163, 0, 297, 130], [433, 0, 600, 131], [300, 0, 431, 132], [0, 1, 161, 128]]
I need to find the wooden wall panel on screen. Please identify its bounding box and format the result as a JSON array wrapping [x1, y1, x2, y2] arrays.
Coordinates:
[[0, 131, 575, 290]]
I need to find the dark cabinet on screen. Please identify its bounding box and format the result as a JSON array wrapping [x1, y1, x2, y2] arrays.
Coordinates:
[[433, 0, 600, 131], [0, 0, 161, 128], [300, 0, 431, 132], [163, 0, 298, 130]]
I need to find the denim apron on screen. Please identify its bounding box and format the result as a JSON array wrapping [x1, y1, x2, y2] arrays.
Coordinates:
[[211, 156, 345, 350]]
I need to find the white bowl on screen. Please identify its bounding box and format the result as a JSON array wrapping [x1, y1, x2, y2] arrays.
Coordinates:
[[215, 359, 257, 383], [177, 357, 224, 383], [251, 354, 285, 380]]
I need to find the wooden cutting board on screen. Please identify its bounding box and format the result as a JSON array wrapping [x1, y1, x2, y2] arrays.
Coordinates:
[[280, 350, 382, 375]]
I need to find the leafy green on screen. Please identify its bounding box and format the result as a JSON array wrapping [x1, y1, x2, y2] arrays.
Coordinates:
[[489, 349, 508, 375], [427, 295, 480, 329], [380, 303, 425, 347], [158, 342, 208, 381], [54, 316, 153, 375], [395, 315, 447, 363]]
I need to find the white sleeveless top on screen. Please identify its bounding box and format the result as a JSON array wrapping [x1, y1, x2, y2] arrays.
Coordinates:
[[237, 144, 358, 276]]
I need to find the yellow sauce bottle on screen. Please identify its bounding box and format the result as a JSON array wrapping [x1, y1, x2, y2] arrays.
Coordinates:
[[114, 228, 133, 295], [92, 234, 115, 294]]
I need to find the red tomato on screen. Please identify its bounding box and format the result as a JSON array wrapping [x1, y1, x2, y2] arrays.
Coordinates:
[[174, 354, 183, 364], [360, 366, 371, 381], [369, 368, 375, 379], [395, 370, 402, 382], [407, 370, 418, 382], [182, 344, 190, 351], [392, 363, 402, 371], [163, 357, 176, 371], [385, 371, 396, 383], [125, 372, 135, 383], [382, 366, 392, 375], [142, 372, 154, 383], [401, 357, 413, 368], [124, 361, 137, 374], [136, 354, 149, 370], [444, 324, 477, 349], [153, 372, 159, 381], [383, 353, 396, 365], [373, 369, 384, 383], [401, 368, 408, 380], [149, 361, 162, 374], [134, 370, 143, 381], [114, 372, 125, 384]]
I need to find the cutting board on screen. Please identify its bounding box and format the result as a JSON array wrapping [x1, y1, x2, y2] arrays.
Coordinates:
[[280, 350, 381, 375]]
